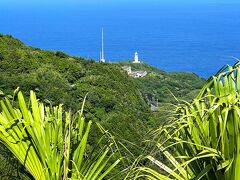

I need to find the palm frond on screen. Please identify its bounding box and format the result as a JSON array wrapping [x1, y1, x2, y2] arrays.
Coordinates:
[[0, 91, 120, 180]]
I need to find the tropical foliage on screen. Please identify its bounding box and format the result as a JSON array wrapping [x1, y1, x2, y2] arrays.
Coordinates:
[[0, 34, 209, 179], [0, 90, 120, 180], [134, 63, 240, 179]]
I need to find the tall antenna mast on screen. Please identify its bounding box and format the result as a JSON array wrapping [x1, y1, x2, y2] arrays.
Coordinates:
[[102, 28, 104, 60], [100, 28, 105, 62]]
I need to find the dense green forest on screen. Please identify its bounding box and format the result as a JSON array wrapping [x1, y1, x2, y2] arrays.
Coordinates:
[[0, 34, 205, 179], [0, 34, 204, 134]]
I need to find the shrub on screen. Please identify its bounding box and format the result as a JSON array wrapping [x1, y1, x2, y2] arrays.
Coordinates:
[[55, 51, 68, 58], [0, 53, 4, 61]]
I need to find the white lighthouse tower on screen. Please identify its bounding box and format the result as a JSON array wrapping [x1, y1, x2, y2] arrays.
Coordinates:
[[100, 28, 105, 63], [133, 52, 140, 63]]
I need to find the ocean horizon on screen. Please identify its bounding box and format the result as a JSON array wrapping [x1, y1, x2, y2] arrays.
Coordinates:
[[1, 2, 240, 78]]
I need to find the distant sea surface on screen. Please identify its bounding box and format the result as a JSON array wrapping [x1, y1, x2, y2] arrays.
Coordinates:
[[1, 2, 240, 78]]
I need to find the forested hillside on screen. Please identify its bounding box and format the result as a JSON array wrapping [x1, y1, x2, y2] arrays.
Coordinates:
[[118, 62, 205, 124], [118, 62, 205, 104], [0, 34, 205, 178], [0, 35, 150, 140]]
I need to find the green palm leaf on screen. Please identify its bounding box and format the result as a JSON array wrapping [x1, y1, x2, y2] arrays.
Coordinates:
[[135, 62, 240, 180], [0, 91, 120, 180]]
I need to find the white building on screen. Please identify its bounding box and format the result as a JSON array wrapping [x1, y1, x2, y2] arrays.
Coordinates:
[[122, 66, 132, 74], [129, 71, 147, 78], [133, 52, 140, 63], [121, 66, 147, 78]]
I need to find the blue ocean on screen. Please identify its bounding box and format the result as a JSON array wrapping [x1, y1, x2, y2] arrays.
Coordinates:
[[1, 2, 240, 78]]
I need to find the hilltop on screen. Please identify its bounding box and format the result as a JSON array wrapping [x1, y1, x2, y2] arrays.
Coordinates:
[[0, 34, 150, 140]]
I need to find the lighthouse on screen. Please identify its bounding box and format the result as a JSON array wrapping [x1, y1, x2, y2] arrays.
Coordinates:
[[133, 52, 140, 63]]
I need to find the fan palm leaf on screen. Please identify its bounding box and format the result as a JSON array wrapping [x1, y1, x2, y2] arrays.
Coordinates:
[[0, 91, 120, 180], [134, 62, 240, 180]]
